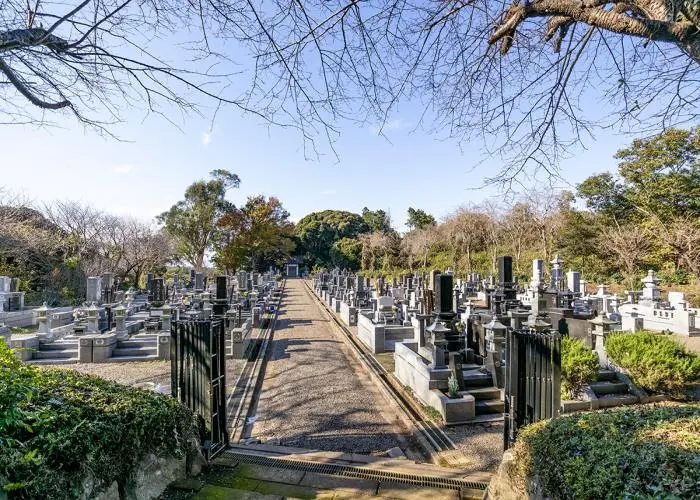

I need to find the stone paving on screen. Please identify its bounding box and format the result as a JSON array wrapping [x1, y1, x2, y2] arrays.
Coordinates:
[[250, 279, 408, 454], [162, 462, 467, 499]]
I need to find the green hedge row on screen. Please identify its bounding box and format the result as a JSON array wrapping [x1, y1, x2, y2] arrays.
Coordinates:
[[0, 340, 196, 499], [512, 403, 700, 499], [606, 331, 700, 394]]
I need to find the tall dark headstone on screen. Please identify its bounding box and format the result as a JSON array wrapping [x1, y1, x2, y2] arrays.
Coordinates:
[[216, 276, 228, 300], [214, 275, 228, 317], [498, 256, 513, 285], [151, 278, 165, 306], [433, 273, 454, 315]]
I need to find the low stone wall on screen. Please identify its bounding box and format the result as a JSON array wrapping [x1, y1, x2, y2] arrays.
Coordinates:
[[339, 301, 357, 326], [486, 450, 546, 500], [357, 313, 384, 353], [84, 452, 190, 500], [394, 342, 474, 424], [227, 319, 253, 358], [0, 310, 36, 328]]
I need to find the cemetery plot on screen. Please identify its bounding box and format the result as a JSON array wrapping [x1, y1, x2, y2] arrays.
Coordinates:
[[246, 279, 413, 456]]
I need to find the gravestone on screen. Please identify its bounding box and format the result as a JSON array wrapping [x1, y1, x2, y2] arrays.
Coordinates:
[[195, 272, 204, 291], [86, 277, 102, 303], [433, 273, 454, 315], [151, 278, 165, 306], [566, 270, 581, 294]]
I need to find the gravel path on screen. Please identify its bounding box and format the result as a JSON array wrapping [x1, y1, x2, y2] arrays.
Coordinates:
[[250, 279, 407, 454], [49, 358, 247, 395], [443, 423, 504, 473]]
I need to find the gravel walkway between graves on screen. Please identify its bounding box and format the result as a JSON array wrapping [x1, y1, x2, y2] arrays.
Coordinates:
[[48, 358, 247, 394], [250, 279, 407, 455], [442, 422, 504, 473]]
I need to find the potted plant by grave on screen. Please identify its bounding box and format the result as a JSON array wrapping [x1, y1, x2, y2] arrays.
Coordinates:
[[447, 374, 460, 399]]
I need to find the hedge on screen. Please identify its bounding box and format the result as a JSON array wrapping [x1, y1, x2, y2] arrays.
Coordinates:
[[561, 336, 598, 400], [512, 403, 700, 499], [0, 339, 196, 499], [605, 331, 700, 394]]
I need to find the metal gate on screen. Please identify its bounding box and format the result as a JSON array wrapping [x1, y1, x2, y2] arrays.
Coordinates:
[[503, 329, 562, 449], [171, 320, 228, 459]]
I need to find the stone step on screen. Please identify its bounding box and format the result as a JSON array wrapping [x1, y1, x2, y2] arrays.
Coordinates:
[[465, 386, 501, 400], [462, 370, 492, 387], [112, 347, 157, 357], [590, 381, 629, 396], [28, 358, 79, 366], [105, 354, 160, 362], [39, 342, 79, 350], [34, 349, 78, 359], [475, 399, 505, 415], [461, 363, 483, 371], [597, 369, 618, 382], [118, 340, 156, 348], [129, 335, 159, 341]]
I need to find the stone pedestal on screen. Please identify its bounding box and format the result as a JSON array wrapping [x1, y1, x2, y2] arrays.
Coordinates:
[[10, 335, 39, 361], [92, 333, 118, 362], [157, 334, 171, 360], [78, 336, 95, 363]]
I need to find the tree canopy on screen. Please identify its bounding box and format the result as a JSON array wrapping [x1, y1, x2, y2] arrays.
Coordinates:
[[295, 210, 369, 269], [406, 208, 436, 231], [578, 127, 700, 224], [362, 208, 392, 233], [157, 170, 240, 271], [215, 195, 295, 272]]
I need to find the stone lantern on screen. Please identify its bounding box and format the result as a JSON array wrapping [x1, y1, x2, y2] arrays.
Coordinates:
[[114, 303, 128, 340], [523, 316, 552, 332], [426, 320, 450, 369], [589, 312, 617, 368], [484, 318, 508, 354], [86, 302, 100, 333], [36, 302, 53, 342]]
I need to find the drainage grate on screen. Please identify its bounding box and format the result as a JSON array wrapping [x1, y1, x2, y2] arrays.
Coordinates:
[[216, 451, 489, 491]]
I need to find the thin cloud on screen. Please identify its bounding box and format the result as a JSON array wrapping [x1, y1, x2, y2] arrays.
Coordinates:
[[111, 164, 134, 174], [202, 131, 212, 146], [320, 189, 336, 196], [369, 119, 406, 135]]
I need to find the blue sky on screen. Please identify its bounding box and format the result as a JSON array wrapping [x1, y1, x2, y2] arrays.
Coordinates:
[[1, 84, 629, 232], [0, 100, 632, 231]]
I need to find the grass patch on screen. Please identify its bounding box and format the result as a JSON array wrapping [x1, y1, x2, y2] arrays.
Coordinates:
[[511, 403, 700, 499], [561, 336, 598, 400], [421, 404, 443, 422], [605, 331, 700, 394], [0, 339, 196, 499]]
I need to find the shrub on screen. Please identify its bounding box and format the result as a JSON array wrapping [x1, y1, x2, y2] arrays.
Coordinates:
[[561, 337, 599, 400], [511, 403, 700, 499], [0, 339, 196, 499], [605, 331, 700, 394]]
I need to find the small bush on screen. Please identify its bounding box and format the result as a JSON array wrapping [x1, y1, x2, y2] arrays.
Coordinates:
[[512, 403, 700, 499], [605, 331, 700, 394], [561, 337, 599, 400], [0, 339, 196, 499]]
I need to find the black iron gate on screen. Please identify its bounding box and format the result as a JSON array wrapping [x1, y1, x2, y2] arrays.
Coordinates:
[[171, 320, 228, 459], [503, 329, 562, 449]]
